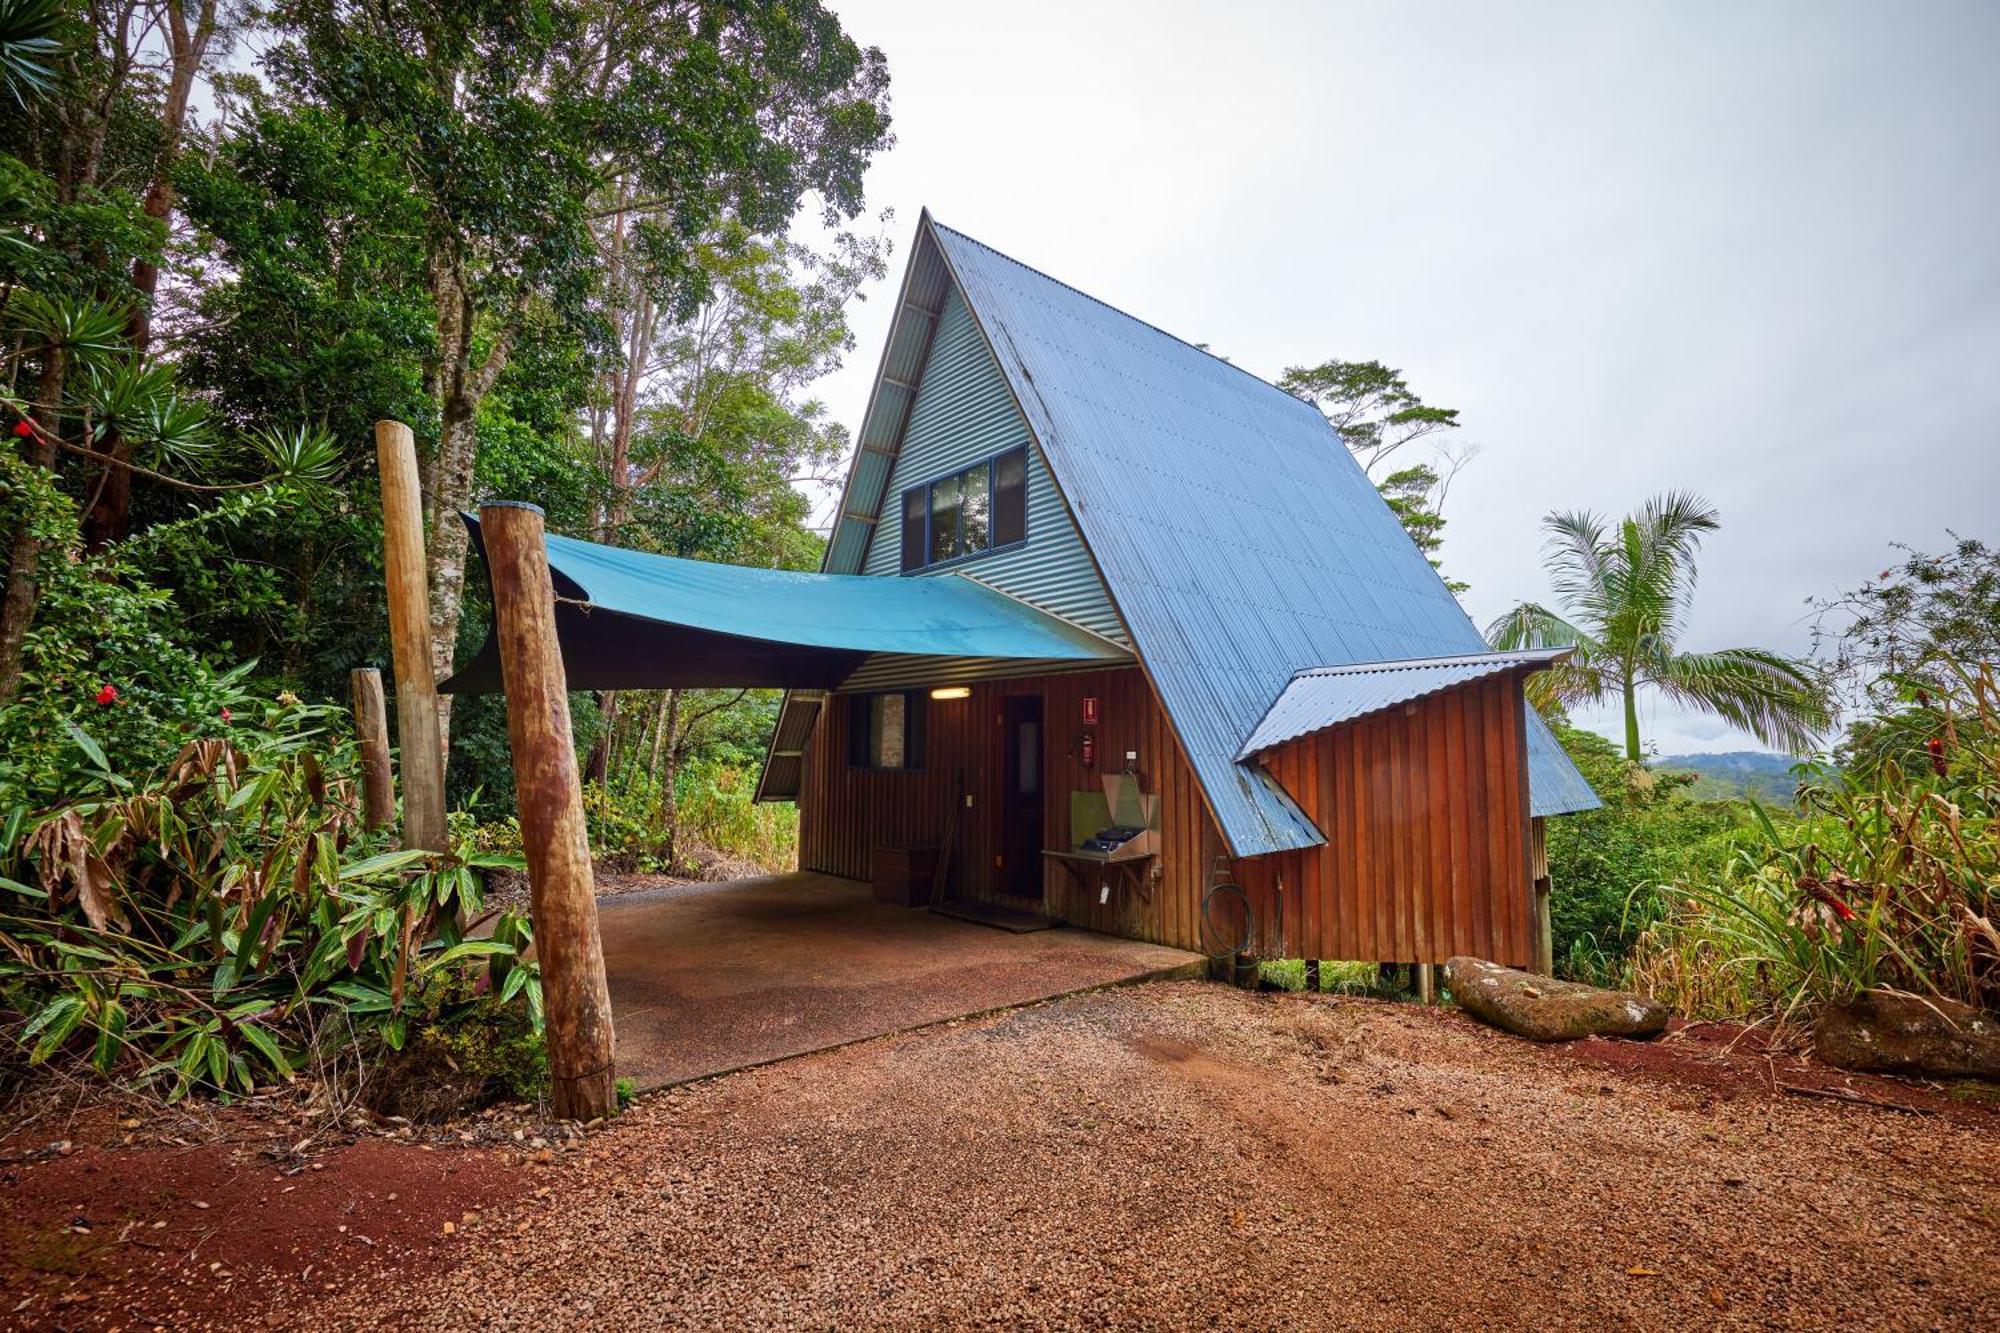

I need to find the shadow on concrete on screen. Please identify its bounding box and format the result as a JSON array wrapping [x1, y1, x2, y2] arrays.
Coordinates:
[[597, 872, 1204, 1089]]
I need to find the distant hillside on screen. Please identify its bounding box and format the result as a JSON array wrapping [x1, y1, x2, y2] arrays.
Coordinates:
[[1652, 751, 1803, 805]]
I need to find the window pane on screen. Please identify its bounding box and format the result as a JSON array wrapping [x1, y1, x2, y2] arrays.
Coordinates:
[[871, 693, 906, 768], [993, 447, 1026, 546], [900, 487, 925, 572], [928, 473, 961, 564], [960, 463, 990, 552]]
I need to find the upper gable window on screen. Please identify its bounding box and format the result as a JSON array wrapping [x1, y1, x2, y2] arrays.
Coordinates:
[[899, 446, 1029, 573]]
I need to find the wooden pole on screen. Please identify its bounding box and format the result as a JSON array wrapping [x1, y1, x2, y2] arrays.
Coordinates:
[[1531, 816, 1555, 976], [376, 420, 447, 852], [481, 500, 617, 1121], [349, 667, 396, 832]]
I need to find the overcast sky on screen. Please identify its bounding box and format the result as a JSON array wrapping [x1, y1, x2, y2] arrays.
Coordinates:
[[800, 0, 2000, 756]]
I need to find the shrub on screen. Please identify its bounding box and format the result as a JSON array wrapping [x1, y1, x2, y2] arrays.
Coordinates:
[[0, 693, 537, 1101], [1631, 660, 1999, 1023], [559, 760, 797, 876], [1541, 722, 1747, 981]]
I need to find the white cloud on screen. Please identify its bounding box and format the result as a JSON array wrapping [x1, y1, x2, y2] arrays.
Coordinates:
[[801, 0, 2000, 757]]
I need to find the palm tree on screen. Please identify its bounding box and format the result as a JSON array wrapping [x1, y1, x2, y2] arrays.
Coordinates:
[[1486, 492, 1828, 761]]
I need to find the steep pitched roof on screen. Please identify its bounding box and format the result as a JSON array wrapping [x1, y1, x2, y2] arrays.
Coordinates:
[[917, 215, 1598, 852]]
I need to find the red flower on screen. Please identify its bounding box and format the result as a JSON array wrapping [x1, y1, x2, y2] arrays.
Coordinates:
[[219, 706, 232, 724], [1828, 897, 1857, 922], [94, 683, 118, 706], [11, 419, 31, 438], [1927, 737, 1947, 777]]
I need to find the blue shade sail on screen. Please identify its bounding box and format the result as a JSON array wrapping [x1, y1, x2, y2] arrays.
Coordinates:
[[441, 516, 1126, 695]]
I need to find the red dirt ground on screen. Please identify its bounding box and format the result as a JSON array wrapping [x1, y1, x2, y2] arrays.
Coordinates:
[[0, 1106, 539, 1331], [2, 987, 1994, 1329]]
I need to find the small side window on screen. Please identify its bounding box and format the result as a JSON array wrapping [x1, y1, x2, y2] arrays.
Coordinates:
[[899, 487, 925, 573], [846, 692, 927, 770], [993, 446, 1027, 547]]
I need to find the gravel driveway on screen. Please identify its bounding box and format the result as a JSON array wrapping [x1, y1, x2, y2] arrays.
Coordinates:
[[316, 981, 1996, 1330]]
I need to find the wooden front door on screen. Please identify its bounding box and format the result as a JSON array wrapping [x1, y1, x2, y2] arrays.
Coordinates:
[[1000, 695, 1045, 899]]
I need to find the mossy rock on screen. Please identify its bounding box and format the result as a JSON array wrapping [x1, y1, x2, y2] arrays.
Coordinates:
[[1445, 956, 1670, 1042], [1816, 991, 2000, 1081]]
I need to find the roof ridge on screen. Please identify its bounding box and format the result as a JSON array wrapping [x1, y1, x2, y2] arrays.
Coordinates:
[[928, 217, 1326, 424], [1290, 649, 1567, 679]]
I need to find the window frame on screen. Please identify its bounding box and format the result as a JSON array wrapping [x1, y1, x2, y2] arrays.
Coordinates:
[[846, 690, 928, 771], [897, 445, 1030, 574]]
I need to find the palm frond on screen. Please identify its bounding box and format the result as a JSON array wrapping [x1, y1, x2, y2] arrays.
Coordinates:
[[1631, 490, 1720, 641], [1647, 647, 1831, 755], [1484, 601, 1582, 650], [1485, 603, 1610, 713], [0, 0, 66, 108], [1541, 509, 1616, 629]]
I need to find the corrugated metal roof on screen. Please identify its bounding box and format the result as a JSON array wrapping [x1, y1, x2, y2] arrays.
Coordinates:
[[926, 216, 1600, 848], [1236, 650, 1570, 759]]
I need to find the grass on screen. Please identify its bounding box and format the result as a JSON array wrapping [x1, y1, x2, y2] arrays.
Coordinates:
[[1257, 959, 1391, 995]]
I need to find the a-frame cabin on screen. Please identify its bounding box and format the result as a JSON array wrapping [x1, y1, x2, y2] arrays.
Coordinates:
[[758, 213, 1598, 968]]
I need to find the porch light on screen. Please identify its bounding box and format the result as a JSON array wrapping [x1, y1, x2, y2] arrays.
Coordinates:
[[929, 685, 971, 700]]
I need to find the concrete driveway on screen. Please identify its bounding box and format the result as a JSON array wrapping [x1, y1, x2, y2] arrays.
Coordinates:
[[595, 872, 1203, 1089]]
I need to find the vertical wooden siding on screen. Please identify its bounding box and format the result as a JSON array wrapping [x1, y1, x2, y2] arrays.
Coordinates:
[[1233, 672, 1537, 968], [798, 666, 1220, 951], [798, 666, 1535, 966]]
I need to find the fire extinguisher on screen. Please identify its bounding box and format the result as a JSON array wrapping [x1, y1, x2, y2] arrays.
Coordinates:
[[1079, 731, 1096, 768]]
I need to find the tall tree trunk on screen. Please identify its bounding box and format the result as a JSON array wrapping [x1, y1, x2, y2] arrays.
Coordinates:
[[584, 690, 616, 785], [1623, 674, 1642, 762], [418, 260, 520, 750], [82, 0, 218, 551], [655, 688, 682, 865], [603, 292, 654, 535], [0, 348, 70, 702]]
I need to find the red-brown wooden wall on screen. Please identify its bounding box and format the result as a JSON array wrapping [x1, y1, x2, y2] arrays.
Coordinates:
[[797, 666, 1536, 966], [799, 667, 1225, 951], [1235, 670, 1537, 968]]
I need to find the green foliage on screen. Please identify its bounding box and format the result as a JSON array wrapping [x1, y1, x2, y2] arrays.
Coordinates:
[[567, 758, 796, 876], [1632, 659, 2000, 1022], [0, 0, 68, 106], [673, 759, 797, 872], [1487, 493, 1830, 760], [0, 465, 235, 808], [1542, 722, 1746, 982], [1279, 357, 1469, 588], [367, 972, 550, 1120], [0, 696, 537, 1099]]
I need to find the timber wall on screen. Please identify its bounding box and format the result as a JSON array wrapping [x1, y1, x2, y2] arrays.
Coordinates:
[[798, 667, 1536, 966], [1234, 671, 1537, 968], [798, 666, 1222, 951]]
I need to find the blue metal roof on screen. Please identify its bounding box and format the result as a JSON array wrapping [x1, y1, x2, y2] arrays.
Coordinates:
[[927, 217, 1599, 850], [1237, 650, 1570, 759]]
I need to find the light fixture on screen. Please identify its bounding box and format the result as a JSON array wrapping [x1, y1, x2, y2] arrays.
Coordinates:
[[929, 685, 971, 700]]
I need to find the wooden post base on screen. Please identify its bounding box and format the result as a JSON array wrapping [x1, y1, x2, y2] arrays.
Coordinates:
[[553, 1064, 620, 1123], [1415, 962, 1437, 1006]]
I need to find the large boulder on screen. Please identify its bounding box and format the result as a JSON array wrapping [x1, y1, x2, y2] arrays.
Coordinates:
[[1444, 956, 1671, 1042], [1816, 991, 2000, 1080]]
